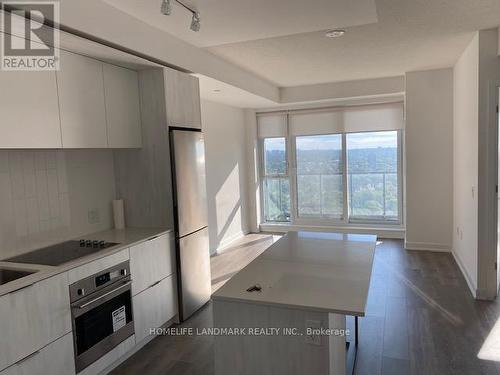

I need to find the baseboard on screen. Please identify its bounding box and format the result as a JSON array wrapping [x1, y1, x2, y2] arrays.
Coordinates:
[[404, 241, 451, 252], [211, 229, 250, 255], [451, 250, 477, 298]]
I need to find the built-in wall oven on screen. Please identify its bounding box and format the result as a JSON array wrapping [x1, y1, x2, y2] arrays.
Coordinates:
[[70, 261, 134, 373]]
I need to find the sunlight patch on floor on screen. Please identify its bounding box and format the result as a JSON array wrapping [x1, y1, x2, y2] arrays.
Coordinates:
[[478, 317, 500, 361]]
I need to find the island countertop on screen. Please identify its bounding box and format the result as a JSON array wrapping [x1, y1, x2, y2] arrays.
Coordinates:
[[212, 231, 377, 316]]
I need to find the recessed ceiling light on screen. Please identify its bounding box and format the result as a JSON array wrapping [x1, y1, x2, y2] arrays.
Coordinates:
[[325, 29, 345, 38]]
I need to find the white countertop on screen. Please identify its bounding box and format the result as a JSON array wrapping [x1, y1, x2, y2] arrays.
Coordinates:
[[212, 231, 376, 316], [0, 227, 172, 297]]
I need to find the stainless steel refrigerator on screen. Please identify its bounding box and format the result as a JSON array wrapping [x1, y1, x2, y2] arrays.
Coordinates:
[[169, 127, 211, 322]]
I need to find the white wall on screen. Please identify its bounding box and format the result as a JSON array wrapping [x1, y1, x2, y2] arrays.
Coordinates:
[[280, 76, 404, 103], [0, 150, 116, 259], [453, 33, 479, 294], [405, 68, 454, 252], [201, 100, 250, 254]]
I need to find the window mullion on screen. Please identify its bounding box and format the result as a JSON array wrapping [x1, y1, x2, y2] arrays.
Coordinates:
[[342, 133, 349, 222]]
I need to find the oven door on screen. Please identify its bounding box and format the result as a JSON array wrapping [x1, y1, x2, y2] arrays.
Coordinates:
[[71, 277, 134, 373]]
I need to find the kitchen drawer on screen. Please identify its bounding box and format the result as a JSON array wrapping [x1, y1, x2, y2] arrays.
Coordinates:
[[67, 248, 129, 285], [133, 274, 177, 344], [0, 272, 71, 371], [0, 332, 75, 375], [130, 233, 174, 296]]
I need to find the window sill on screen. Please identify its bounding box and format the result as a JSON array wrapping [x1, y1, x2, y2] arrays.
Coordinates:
[[259, 222, 405, 239]]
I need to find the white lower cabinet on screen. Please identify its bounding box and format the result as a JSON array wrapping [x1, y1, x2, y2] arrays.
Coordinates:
[[0, 273, 72, 371], [133, 274, 177, 344], [130, 233, 174, 296], [0, 332, 75, 375]]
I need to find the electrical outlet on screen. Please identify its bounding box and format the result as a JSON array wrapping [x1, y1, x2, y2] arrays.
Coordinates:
[[305, 320, 321, 346], [88, 208, 100, 224]]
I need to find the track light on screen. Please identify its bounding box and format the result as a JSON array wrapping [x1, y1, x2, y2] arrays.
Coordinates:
[[190, 12, 200, 32], [160, 0, 201, 32], [160, 0, 172, 15]]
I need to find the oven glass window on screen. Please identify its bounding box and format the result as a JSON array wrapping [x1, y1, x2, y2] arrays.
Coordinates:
[[74, 289, 133, 355]]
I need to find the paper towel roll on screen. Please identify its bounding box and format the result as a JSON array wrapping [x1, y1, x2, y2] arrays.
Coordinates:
[[113, 199, 125, 230]]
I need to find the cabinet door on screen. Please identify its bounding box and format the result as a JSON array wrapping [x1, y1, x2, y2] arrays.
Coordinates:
[[0, 273, 72, 371], [133, 274, 177, 344], [1, 332, 75, 375], [164, 68, 201, 129], [103, 64, 142, 148], [130, 233, 174, 296], [56, 50, 108, 148], [0, 68, 61, 148]]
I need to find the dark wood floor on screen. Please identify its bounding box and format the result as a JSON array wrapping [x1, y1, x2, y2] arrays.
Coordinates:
[[112, 237, 500, 375]]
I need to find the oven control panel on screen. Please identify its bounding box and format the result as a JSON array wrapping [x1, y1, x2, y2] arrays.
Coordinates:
[[69, 261, 131, 303]]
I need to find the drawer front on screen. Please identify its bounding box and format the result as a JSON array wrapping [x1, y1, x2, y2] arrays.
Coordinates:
[[133, 274, 177, 344], [0, 332, 75, 375], [67, 248, 129, 285], [130, 234, 174, 296], [0, 273, 72, 371]]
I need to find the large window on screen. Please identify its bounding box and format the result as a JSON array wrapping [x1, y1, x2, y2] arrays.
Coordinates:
[[258, 103, 403, 226], [296, 134, 343, 218], [262, 138, 290, 222], [347, 131, 399, 220]]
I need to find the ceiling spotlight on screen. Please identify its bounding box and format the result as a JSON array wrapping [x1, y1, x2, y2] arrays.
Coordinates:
[[325, 29, 346, 38], [161, 0, 173, 15], [190, 11, 201, 32]]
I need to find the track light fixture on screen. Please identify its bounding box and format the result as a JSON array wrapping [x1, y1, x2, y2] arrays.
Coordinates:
[[160, 0, 173, 15], [190, 12, 200, 32], [160, 0, 201, 32]]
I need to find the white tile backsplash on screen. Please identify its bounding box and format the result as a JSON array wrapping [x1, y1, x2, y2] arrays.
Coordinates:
[[0, 149, 117, 259]]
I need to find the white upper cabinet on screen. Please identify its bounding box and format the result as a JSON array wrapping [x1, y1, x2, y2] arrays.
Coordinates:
[[0, 70, 61, 148], [103, 64, 142, 148], [56, 50, 108, 148], [164, 68, 202, 129]]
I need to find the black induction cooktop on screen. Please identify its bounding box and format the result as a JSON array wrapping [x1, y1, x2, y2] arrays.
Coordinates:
[[4, 240, 119, 266]]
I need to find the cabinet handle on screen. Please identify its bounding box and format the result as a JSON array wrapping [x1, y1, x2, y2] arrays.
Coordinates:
[[150, 280, 162, 288], [74, 281, 132, 309], [15, 350, 40, 365]]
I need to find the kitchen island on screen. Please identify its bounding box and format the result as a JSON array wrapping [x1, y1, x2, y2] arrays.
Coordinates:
[[212, 231, 376, 375]]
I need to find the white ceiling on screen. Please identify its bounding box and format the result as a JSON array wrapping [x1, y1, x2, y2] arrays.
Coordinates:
[[195, 74, 277, 108], [208, 0, 500, 86], [100, 0, 500, 88], [102, 0, 378, 47]]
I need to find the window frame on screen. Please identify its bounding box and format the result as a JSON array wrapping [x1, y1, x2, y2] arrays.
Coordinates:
[[346, 130, 403, 225], [258, 118, 403, 227], [291, 132, 347, 225], [259, 136, 291, 223]]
